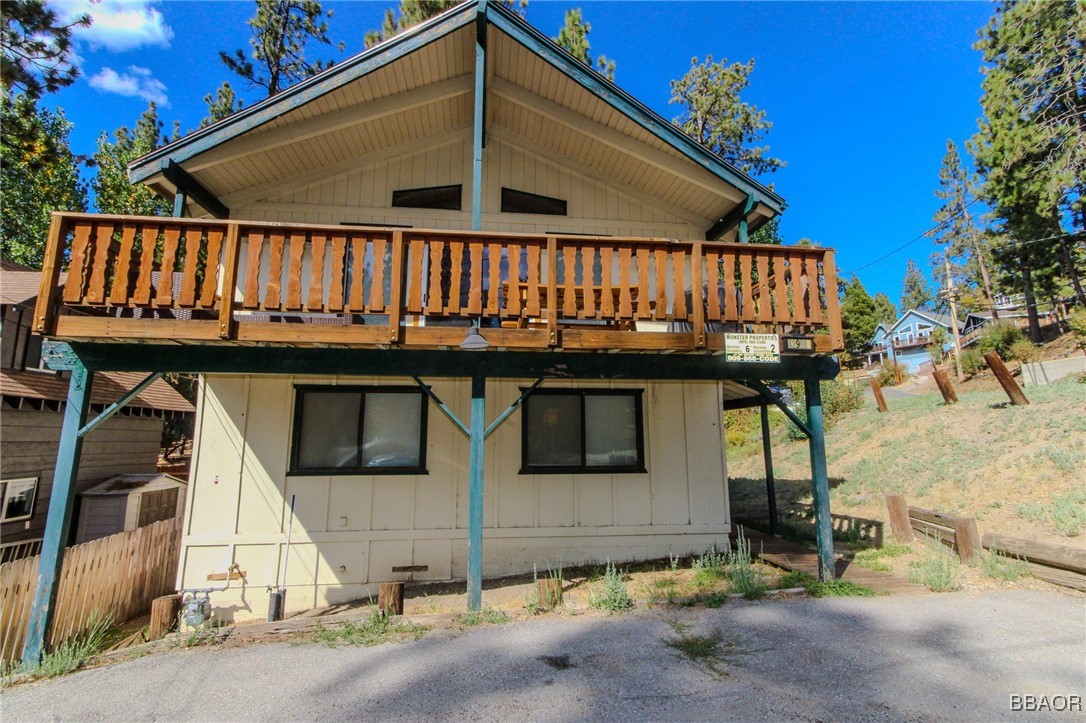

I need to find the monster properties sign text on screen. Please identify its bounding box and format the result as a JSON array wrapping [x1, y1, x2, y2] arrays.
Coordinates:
[[724, 333, 780, 363]]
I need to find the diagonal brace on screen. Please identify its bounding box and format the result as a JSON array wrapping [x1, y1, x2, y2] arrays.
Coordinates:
[[413, 376, 545, 439], [78, 372, 162, 438], [743, 379, 812, 439]]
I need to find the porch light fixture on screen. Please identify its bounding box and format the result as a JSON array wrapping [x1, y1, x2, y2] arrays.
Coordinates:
[[459, 324, 489, 350]]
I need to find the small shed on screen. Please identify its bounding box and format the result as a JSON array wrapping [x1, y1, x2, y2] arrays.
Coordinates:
[[75, 474, 186, 544]]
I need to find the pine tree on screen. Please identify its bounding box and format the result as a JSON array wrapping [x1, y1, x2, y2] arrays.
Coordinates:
[[1, 0, 90, 99], [749, 216, 783, 245], [840, 276, 878, 352], [364, 1, 526, 48], [0, 91, 86, 267], [670, 56, 784, 176], [872, 292, 898, 327], [900, 259, 935, 313], [970, 0, 1086, 337], [553, 8, 614, 81], [221, 0, 342, 98], [930, 140, 999, 316], [201, 81, 244, 127], [93, 103, 173, 217]]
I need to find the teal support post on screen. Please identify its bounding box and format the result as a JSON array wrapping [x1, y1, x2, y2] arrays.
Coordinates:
[[22, 361, 94, 663], [737, 193, 755, 244], [467, 372, 486, 610], [804, 377, 835, 581], [470, 1, 487, 231], [172, 189, 187, 218], [760, 404, 780, 536]]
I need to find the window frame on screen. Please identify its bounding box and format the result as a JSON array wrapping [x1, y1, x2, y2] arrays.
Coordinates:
[[520, 389, 645, 475], [288, 386, 429, 476], [391, 184, 462, 211], [1, 477, 38, 523], [501, 187, 568, 216]]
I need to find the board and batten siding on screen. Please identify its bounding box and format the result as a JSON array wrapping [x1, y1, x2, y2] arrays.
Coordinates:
[[235, 135, 703, 240], [179, 375, 729, 619], [0, 410, 164, 544]]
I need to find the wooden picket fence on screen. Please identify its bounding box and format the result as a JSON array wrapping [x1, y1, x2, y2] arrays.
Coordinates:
[[0, 516, 182, 664]]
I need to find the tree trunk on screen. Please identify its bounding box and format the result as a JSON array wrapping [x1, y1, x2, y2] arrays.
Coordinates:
[[1019, 250, 1043, 343], [1059, 239, 1086, 307]]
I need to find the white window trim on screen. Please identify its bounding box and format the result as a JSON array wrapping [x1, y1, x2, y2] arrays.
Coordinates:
[[1, 477, 38, 523]]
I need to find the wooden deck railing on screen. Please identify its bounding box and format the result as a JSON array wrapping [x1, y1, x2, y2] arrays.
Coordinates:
[[35, 212, 844, 353]]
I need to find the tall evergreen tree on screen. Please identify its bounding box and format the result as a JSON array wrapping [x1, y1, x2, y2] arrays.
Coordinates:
[[670, 55, 783, 176], [872, 292, 898, 327], [201, 81, 243, 127], [930, 140, 999, 316], [1, 0, 89, 99], [93, 103, 173, 217], [840, 276, 878, 352], [365, 0, 526, 48], [553, 8, 614, 81], [0, 91, 86, 267], [970, 0, 1086, 337], [221, 0, 342, 98], [900, 259, 935, 313]]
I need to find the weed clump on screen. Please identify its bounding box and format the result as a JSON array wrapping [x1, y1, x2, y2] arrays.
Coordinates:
[[981, 549, 1031, 581], [726, 527, 769, 600], [804, 580, 878, 597], [314, 607, 428, 647], [908, 541, 962, 592], [589, 560, 633, 613], [2, 614, 114, 688], [457, 608, 508, 627]]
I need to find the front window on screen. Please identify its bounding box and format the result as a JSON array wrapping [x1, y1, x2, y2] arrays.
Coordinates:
[[1, 478, 38, 522], [290, 387, 427, 474], [522, 390, 644, 473]]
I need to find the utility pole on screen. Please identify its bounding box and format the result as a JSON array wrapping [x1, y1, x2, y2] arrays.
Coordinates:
[[944, 256, 964, 378]]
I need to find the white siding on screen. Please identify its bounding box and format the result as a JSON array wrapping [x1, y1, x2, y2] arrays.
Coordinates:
[[179, 374, 729, 619]]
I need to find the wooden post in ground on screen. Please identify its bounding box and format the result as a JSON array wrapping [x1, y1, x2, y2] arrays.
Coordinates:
[[149, 594, 182, 639], [377, 583, 404, 616], [804, 378, 836, 581], [870, 377, 888, 413], [953, 517, 982, 563], [983, 351, 1030, 405], [932, 368, 958, 404], [885, 495, 914, 542]]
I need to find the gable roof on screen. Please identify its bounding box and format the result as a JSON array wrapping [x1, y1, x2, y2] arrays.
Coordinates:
[[127, 0, 783, 229], [888, 309, 956, 333]]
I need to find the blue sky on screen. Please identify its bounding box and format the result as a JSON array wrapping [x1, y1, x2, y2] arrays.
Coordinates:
[[43, 0, 996, 307]]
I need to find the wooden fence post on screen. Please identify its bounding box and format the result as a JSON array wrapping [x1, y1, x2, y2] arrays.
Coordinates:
[[984, 351, 1029, 405], [885, 495, 914, 542], [932, 368, 958, 405], [149, 594, 181, 639], [536, 578, 563, 610], [870, 377, 888, 413], [953, 517, 982, 563]]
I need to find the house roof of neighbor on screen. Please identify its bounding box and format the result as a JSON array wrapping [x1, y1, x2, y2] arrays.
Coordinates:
[[0, 270, 65, 307], [0, 369, 194, 413], [81, 473, 187, 497]]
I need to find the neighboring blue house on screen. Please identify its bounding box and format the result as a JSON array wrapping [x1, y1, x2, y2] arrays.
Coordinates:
[[865, 309, 957, 373]]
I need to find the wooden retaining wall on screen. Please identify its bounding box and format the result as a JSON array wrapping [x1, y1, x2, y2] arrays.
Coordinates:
[[0, 517, 182, 664]]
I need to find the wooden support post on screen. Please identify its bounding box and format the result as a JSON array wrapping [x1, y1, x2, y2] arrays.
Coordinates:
[[804, 378, 836, 581], [952, 517, 982, 563], [691, 242, 705, 348], [546, 236, 558, 346], [388, 230, 405, 344], [23, 361, 94, 664], [884, 494, 914, 542], [467, 372, 486, 611], [149, 594, 182, 639], [377, 582, 405, 616], [984, 351, 1029, 405], [870, 377, 888, 413], [760, 404, 779, 535], [536, 578, 563, 611], [34, 214, 66, 335], [932, 368, 958, 405]]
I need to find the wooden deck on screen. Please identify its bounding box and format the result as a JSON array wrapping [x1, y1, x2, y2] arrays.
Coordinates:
[[35, 212, 844, 355], [738, 530, 928, 595]]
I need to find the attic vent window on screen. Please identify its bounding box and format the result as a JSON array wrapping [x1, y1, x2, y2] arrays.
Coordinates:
[[391, 184, 462, 210], [501, 188, 567, 216]]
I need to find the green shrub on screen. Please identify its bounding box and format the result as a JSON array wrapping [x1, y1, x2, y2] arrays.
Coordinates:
[[908, 542, 962, 592], [783, 378, 865, 441], [692, 546, 727, 587], [977, 322, 1024, 359], [1068, 307, 1086, 350], [725, 527, 768, 600], [960, 349, 984, 377], [876, 360, 908, 387], [4, 614, 115, 687], [1007, 339, 1037, 363], [589, 560, 633, 613], [804, 580, 878, 597]]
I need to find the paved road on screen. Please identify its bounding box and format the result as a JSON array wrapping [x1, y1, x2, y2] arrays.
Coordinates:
[[2, 589, 1083, 721]]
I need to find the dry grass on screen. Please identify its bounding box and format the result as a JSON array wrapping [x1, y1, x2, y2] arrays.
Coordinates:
[[728, 377, 1086, 549]]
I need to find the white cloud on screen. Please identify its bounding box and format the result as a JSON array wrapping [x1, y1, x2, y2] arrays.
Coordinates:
[[89, 66, 169, 106], [53, 1, 174, 52]]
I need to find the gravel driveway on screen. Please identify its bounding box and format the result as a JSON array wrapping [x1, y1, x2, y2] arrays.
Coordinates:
[[2, 588, 1083, 722]]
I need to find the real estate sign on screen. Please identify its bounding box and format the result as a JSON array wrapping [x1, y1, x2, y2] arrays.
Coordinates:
[[724, 333, 780, 363]]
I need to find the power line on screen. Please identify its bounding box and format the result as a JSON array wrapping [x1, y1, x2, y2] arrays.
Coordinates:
[[841, 198, 983, 276]]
